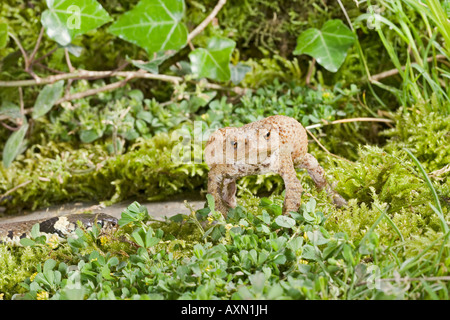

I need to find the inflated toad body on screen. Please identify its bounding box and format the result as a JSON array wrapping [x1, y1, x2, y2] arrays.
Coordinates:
[[205, 115, 346, 217]]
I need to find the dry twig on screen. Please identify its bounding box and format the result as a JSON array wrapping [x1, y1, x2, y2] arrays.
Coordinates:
[[370, 55, 447, 81], [305, 129, 354, 164], [187, 0, 227, 42], [305, 117, 394, 130], [0, 180, 33, 200]]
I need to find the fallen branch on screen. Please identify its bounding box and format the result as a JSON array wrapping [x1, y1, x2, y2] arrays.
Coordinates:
[[0, 0, 239, 109], [0, 69, 182, 87], [0, 121, 19, 131], [56, 76, 132, 104], [370, 54, 447, 81], [0, 180, 32, 201], [7, 32, 28, 68], [305, 117, 394, 130], [28, 27, 45, 69]]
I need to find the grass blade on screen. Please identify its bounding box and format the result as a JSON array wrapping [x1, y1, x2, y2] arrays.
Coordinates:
[[404, 148, 447, 233]]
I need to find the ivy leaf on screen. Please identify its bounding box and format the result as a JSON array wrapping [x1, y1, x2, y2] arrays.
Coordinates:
[[293, 19, 355, 72], [189, 37, 236, 82], [129, 51, 176, 74], [2, 121, 28, 168], [230, 62, 251, 84], [109, 0, 188, 54], [32, 80, 64, 119], [0, 23, 8, 48], [41, 0, 112, 46], [63, 43, 83, 57]]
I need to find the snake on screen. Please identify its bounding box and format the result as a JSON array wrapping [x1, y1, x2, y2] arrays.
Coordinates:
[[0, 213, 118, 246]]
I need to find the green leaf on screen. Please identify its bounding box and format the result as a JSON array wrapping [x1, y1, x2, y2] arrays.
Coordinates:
[[137, 111, 153, 123], [2, 121, 28, 168], [109, 0, 188, 54], [145, 233, 160, 248], [307, 230, 329, 246], [275, 215, 296, 228], [293, 19, 355, 72], [206, 193, 216, 213], [301, 244, 318, 261], [230, 62, 251, 85], [32, 80, 65, 119], [260, 224, 270, 234], [267, 283, 284, 299], [249, 271, 266, 293], [63, 43, 83, 57], [0, 23, 8, 48], [79, 129, 102, 143], [258, 210, 271, 225], [31, 223, 40, 239], [189, 37, 236, 82], [118, 201, 149, 226], [41, 0, 112, 46], [342, 244, 355, 265], [101, 266, 114, 280], [129, 51, 175, 74], [287, 237, 303, 253], [132, 229, 146, 247], [20, 238, 36, 247], [0, 101, 24, 121], [43, 259, 57, 274], [107, 257, 119, 267], [188, 91, 216, 113], [123, 129, 139, 141]]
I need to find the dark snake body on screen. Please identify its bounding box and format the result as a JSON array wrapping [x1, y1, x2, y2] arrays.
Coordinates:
[[0, 213, 118, 245]]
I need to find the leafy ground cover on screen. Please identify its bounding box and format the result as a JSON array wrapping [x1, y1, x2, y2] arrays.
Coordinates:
[[0, 0, 449, 300]]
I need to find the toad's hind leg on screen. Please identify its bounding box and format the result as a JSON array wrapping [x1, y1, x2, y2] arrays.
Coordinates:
[[294, 153, 347, 207]]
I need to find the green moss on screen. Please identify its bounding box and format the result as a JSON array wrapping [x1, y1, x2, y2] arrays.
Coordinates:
[[0, 244, 75, 299], [0, 133, 208, 214], [383, 101, 450, 172]]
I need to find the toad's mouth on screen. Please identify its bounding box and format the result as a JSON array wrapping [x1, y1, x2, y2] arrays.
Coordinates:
[[234, 147, 275, 162]]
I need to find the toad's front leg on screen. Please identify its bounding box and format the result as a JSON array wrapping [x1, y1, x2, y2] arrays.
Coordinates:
[[222, 178, 237, 209], [278, 152, 303, 214], [207, 166, 231, 217]]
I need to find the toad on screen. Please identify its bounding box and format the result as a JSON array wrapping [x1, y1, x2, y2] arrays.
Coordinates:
[[205, 115, 347, 217]]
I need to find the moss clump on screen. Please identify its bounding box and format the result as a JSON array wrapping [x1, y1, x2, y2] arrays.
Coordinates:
[[325, 145, 448, 245], [0, 245, 75, 299], [0, 134, 208, 214], [383, 101, 450, 172]]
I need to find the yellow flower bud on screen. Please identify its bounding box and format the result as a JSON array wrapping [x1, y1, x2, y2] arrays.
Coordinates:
[[30, 272, 38, 282], [36, 291, 49, 300]]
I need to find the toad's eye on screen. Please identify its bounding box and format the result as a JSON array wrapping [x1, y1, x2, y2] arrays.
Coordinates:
[[265, 131, 271, 140], [231, 141, 238, 149]]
